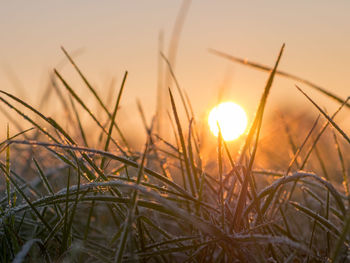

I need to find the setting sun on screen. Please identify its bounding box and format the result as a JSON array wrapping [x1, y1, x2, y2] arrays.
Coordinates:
[[208, 102, 248, 141]]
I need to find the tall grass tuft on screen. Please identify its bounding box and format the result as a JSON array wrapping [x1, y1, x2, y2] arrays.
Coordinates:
[[0, 44, 349, 262]]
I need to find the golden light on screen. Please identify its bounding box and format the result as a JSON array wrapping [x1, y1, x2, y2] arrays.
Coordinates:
[[208, 102, 248, 141]]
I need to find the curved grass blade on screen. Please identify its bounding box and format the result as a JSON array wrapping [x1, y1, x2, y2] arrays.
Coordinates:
[[8, 140, 192, 198], [290, 201, 340, 237], [209, 48, 350, 108], [244, 172, 345, 217]]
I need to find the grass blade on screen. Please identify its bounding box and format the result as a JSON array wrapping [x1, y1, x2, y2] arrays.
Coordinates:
[[61, 47, 130, 152], [54, 69, 127, 156], [114, 140, 149, 263], [209, 48, 350, 108], [169, 88, 195, 197], [232, 44, 285, 231], [101, 71, 128, 169], [296, 86, 350, 144], [0, 163, 53, 234]]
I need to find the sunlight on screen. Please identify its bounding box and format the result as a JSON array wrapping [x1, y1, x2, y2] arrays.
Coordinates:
[[208, 102, 248, 141]]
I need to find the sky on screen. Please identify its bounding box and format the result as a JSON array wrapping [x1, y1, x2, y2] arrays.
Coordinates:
[[1, 0, 349, 137]]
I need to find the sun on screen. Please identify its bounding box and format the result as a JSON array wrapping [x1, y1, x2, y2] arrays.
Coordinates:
[[208, 102, 248, 141]]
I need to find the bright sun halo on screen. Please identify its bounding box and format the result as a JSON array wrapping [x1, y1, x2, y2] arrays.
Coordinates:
[[208, 102, 248, 141]]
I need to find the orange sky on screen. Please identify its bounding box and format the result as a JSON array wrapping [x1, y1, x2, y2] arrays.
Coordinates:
[[1, 1, 349, 137]]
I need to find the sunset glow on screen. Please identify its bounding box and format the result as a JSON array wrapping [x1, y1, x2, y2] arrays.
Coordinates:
[[208, 102, 247, 141]]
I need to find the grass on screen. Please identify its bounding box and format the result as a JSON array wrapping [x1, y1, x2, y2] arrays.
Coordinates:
[[0, 43, 349, 263]]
